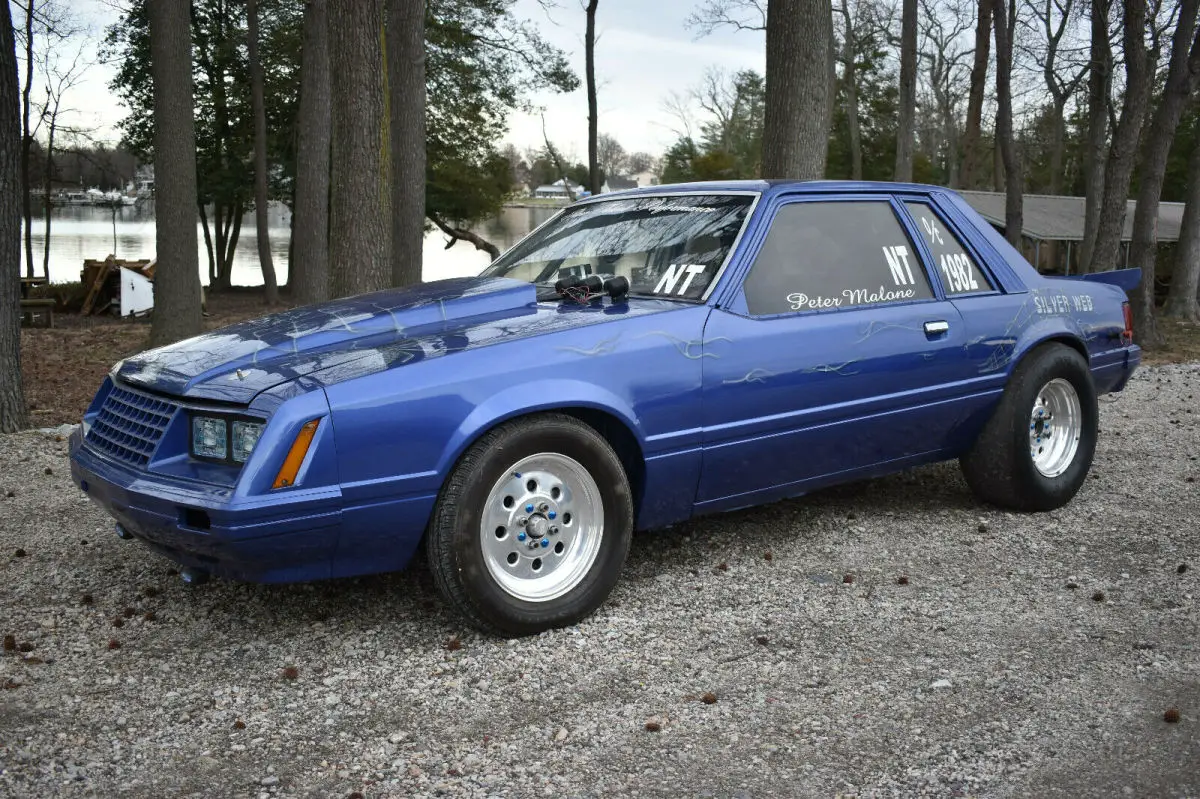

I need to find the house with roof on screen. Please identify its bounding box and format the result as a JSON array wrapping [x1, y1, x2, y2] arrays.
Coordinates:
[[533, 178, 582, 200]]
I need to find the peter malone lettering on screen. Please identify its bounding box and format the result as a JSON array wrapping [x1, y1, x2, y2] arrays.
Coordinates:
[[843, 285, 917, 305]]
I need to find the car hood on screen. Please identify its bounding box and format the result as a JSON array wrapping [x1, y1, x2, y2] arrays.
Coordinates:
[[113, 276, 681, 404]]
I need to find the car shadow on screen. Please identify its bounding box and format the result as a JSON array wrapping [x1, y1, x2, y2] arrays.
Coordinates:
[[155, 461, 984, 641]]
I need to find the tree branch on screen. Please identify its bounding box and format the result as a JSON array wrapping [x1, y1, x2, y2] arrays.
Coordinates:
[[427, 212, 501, 260]]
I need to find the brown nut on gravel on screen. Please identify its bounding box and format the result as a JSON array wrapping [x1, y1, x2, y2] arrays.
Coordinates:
[[107, 639, 121, 650], [701, 692, 718, 704], [644, 720, 662, 732], [843, 574, 855, 584], [281, 666, 299, 680], [897, 576, 910, 585], [2, 635, 15, 653], [1164, 707, 1181, 723], [1092, 591, 1105, 602]]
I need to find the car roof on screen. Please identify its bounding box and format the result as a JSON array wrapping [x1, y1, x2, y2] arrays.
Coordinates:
[[588, 179, 951, 201]]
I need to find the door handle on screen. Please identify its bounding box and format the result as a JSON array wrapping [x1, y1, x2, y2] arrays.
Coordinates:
[[924, 320, 949, 336]]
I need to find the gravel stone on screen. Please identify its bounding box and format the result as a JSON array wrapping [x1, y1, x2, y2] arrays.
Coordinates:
[[1, 363, 1198, 796]]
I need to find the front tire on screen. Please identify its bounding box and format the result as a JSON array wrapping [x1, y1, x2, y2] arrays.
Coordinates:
[[960, 343, 1098, 511], [426, 413, 634, 636]]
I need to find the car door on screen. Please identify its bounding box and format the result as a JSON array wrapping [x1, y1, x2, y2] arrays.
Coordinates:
[[696, 195, 983, 510]]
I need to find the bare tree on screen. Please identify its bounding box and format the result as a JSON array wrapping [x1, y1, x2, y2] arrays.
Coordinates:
[[14, 0, 74, 280], [762, 0, 832, 179], [388, 0, 426, 287], [1022, 0, 1090, 197], [1, 0, 28, 432], [895, 0, 918, 181], [837, 0, 864, 179], [1078, 0, 1111, 269], [1163, 135, 1200, 321], [147, 0, 204, 347], [1087, 0, 1154, 275], [19, 0, 33, 281], [1125, 0, 1200, 345], [247, 0, 279, 304], [36, 41, 88, 278], [329, 0, 391, 298], [291, 0, 332, 305], [918, 0, 973, 187], [993, 0, 1023, 248], [686, 0, 767, 33], [960, 0, 992, 188], [596, 133, 627, 177], [585, 0, 600, 194]]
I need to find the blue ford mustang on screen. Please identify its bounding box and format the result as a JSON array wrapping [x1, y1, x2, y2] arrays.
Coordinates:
[[69, 180, 1142, 635]]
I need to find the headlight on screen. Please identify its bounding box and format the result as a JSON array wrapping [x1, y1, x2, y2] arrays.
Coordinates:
[[192, 417, 228, 459], [231, 421, 264, 463]]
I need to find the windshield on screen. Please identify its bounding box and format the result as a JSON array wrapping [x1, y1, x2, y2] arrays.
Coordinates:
[[481, 193, 757, 301]]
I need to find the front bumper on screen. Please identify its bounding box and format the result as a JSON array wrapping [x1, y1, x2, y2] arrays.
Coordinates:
[[68, 428, 343, 583]]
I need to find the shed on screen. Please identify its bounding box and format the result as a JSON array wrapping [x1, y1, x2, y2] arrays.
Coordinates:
[[955, 190, 1186, 274]]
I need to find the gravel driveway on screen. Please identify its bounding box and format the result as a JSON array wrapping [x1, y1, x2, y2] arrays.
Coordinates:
[[1, 363, 1197, 798]]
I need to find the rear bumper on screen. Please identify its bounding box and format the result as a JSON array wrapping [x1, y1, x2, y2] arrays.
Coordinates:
[[68, 429, 342, 583]]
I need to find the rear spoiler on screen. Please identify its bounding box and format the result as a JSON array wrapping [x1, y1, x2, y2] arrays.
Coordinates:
[[1055, 267, 1142, 293]]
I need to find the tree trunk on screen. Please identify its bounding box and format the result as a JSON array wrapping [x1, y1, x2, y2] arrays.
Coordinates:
[[838, 0, 862, 180], [1089, 0, 1154, 275], [0, 1, 28, 431], [147, 0, 204, 347], [1163, 135, 1200, 321], [198, 201, 216, 285], [944, 98, 959, 188], [993, 0, 1022, 249], [223, 200, 243, 287], [292, 0, 332, 304], [1045, 99, 1067, 268], [1125, 1, 1200, 347], [247, 0, 279, 304], [894, 0, 917, 182], [388, 0, 426, 287], [41, 113, 55, 277], [1079, 0, 1111, 271], [21, 2, 34, 280], [961, 0, 992, 189], [762, 0, 832, 179], [214, 203, 227, 288], [330, 0, 390, 298], [585, 0, 600, 194]]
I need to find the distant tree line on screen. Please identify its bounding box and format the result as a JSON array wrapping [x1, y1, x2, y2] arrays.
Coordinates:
[[23, 140, 139, 193]]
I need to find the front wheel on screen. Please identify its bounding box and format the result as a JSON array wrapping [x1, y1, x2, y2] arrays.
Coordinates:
[[426, 413, 634, 636], [960, 343, 1098, 511]]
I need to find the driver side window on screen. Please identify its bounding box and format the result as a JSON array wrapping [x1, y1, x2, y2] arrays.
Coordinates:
[[742, 200, 934, 316]]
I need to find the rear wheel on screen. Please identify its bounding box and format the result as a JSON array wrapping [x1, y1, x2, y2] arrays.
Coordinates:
[[426, 413, 633, 636], [960, 343, 1097, 511]]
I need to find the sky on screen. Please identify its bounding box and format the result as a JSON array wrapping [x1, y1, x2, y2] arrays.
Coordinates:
[[50, 0, 767, 163]]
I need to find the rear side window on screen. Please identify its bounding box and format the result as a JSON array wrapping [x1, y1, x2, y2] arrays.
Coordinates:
[[904, 201, 992, 295], [742, 201, 934, 316]]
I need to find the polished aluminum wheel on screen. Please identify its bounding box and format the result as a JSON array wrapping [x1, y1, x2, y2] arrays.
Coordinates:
[[1029, 378, 1082, 478], [480, 452, 604, 602]]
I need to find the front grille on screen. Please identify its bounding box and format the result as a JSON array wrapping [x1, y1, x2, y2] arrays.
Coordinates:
[[86, 385, 179, 467]]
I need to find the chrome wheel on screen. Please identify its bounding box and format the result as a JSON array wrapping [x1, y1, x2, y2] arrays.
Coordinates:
[[1029, 378, 1081, 478], [480, 452, 604, 603]]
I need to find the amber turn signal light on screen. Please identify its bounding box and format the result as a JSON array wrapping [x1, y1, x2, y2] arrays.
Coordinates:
[[272, 419, 320, 489]]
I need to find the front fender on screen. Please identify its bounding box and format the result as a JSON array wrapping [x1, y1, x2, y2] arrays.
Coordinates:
[[436, 379, 644, 478]]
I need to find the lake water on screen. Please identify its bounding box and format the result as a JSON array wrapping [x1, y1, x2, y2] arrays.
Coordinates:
[[19, 202, 560, 287]]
